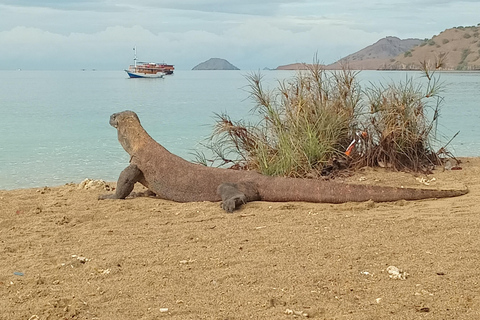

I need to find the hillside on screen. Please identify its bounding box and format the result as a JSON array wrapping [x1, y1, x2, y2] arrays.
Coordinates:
[[276, 63, 310, 70], [276, 36, 422, 70], [192, 58, 239, 70], [276, 25, 480, 71], [385, 26, 480, 70], [326, 36, 423, 70]]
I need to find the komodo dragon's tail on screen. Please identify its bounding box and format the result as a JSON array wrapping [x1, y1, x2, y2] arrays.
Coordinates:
[[258, 176, 468, 203]]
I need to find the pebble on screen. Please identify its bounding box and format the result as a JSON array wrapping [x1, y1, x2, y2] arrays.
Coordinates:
[[78, 178, 110, 190], [386, 266, 408, 280], [284, 309, 309, 317]]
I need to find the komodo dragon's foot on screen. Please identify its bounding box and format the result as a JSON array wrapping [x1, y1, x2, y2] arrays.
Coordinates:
[[217, 183, 247, 213], [98, 164, 143, 200]]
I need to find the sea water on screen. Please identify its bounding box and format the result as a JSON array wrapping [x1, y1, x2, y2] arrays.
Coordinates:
[[0, 70, 479, 190]]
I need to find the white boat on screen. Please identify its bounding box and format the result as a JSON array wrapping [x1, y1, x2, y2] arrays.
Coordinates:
[[125, 67, 165, 78], [125, 47, 173, 78]]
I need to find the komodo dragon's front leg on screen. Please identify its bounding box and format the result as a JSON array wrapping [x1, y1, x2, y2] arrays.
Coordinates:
[[217, 181, 261, 213], [99, 164, 144, 199]]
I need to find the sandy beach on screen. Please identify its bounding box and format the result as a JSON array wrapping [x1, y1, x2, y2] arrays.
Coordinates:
[[1, 158, 479, 319]]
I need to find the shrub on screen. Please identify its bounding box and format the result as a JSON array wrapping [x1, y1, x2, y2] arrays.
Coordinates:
[[198, 61, 449, 175], [362, 67, 443, 171], [197, 63, 361, 177]]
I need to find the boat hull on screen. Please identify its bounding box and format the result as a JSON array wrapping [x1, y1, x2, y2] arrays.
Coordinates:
[[125, 70, 165, 78]]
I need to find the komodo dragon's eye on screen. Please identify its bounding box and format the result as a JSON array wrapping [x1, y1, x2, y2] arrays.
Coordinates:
[[109, 114, 119, 128]]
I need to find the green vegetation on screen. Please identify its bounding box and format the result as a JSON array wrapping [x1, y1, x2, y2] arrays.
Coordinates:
[[197, 64, 360, 177], [362, 61, 444, 172], [462, 49, 471, 60], [456, 25, 480, 30], [464, 33, 472, 39], [404, 51, 412, 58], [457, 49, 471, 70], [197, 61, 450, 176], [442, 39, 450, 44]]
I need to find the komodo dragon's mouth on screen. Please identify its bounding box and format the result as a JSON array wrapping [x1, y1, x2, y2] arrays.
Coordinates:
[[109, 113, 118, 128], [109, 111, 139, 129]]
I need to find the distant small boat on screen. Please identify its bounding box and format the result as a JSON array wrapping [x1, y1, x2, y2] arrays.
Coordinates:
[[125, 47, 174, 78]]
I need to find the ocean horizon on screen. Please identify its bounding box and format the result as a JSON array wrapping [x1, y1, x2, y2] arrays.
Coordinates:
[[1, 70, 479, 190]]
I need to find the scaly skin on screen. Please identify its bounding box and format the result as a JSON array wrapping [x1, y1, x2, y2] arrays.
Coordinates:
[[99, 111, 468, 212]]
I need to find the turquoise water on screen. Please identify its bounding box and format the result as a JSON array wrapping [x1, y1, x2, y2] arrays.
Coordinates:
[[1, 70, 479, 190]]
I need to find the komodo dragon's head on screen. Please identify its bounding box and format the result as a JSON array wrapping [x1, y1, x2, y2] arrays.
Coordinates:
[[109, 111, 145, 155]]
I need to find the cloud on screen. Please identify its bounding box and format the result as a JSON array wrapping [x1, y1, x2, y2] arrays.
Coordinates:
[[112, 0, 301, 16], [1, 0, 479, 70], [1, 0, 300, 16], [0, 0, 119, 11]]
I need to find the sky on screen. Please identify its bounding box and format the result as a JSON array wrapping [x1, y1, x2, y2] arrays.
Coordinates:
[[0, 0, 479, 70]]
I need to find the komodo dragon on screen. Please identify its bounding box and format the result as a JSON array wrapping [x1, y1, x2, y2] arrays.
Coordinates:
[[99, 110, 468, 212]]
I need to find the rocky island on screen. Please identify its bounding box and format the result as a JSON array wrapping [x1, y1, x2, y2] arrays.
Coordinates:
[[192, 58, 240, 70]]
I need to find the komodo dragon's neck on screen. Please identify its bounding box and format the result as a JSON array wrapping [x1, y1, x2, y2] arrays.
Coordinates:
[[117, 119, 158, 155], [117, 118, 189, 168]]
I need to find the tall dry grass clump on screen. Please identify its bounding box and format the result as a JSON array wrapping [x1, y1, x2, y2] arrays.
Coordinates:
[[362, 79, 440, 171], [198, 63, 362, 177], [359, 59, 447, 172], [197, 60, 452, 177]]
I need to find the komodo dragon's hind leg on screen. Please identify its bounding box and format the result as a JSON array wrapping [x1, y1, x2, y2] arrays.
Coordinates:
[[99, 164, 144, 200], [217, 183, 247, 213], [217, 181, 260, 213]]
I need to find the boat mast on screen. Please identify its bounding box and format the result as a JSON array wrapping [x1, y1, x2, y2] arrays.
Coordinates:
[[133, 46, 137, 68]]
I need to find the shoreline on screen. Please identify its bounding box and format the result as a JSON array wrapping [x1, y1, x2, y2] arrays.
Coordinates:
[[2, 156, 478, 192]]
